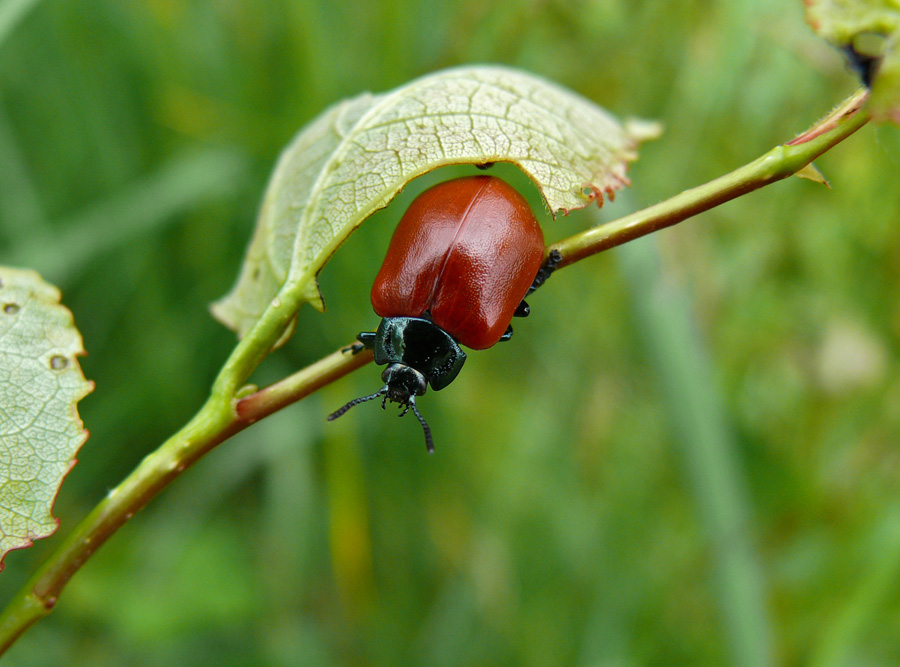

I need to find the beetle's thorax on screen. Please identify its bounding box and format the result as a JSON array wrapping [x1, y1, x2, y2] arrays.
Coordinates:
[[371, 316, 466, 391]]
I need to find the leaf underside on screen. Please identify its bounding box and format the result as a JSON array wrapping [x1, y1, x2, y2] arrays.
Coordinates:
[[805, 0, 900, 123], [212, 65, 660, 344], [0, 267, 93, 569]]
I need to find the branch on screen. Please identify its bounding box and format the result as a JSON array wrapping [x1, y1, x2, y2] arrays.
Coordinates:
[[0, 88, 870, 655], [548, 88, 869, 267], [0, 344, 368, 654]]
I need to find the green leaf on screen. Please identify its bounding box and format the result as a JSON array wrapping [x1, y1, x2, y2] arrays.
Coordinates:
[[805, 0, 900, 123], [0, 267, 92, 569], [212, 65, 659, 343], [794, 162, 831, 186]]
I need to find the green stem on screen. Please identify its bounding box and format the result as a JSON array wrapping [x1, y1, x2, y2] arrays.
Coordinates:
[[236, 347, 374, 423], [0, 88, 872, 655], [0, 396, 236, 653], [549, 88, 869, 266], [0, 276, 359, 654], [211, 279, 307, 400]]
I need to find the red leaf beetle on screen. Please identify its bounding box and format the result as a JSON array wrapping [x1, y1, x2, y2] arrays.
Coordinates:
[[328, 175, 560, 452]]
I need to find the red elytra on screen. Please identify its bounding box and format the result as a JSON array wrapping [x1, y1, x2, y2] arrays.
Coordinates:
[[371, 175, 545, 350]]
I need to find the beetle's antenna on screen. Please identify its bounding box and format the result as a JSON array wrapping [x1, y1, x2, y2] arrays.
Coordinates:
[[327, 387, 387, 421], [409, 398, 434, 454]]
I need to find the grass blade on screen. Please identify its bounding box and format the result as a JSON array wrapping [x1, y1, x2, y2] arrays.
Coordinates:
[[0, 0, 40, 49], [13, 148, 247, 283], [616, 222, 772, 667]]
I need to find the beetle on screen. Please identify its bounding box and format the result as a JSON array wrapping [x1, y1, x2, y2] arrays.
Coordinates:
[[328, 174, 559, 452]]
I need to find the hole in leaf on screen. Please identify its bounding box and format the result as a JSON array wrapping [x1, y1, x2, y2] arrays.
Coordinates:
[[3, 303, 20, 314], [49, 355, 68, 370]]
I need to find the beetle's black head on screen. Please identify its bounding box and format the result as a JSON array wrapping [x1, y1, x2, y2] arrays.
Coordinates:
[[327, 361, 434, 453], [382, 362, 427, 401]]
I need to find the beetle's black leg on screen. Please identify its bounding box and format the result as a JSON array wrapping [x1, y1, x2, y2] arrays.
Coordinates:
[[358, 331, 377, 347], [475, 162, 495, 170], [505, 250, 561, 343], [528, 249, 562, 295], [343, 331, 377, 354]]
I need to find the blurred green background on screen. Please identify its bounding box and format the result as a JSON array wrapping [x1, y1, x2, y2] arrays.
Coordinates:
[[2, 0, 899, 665]]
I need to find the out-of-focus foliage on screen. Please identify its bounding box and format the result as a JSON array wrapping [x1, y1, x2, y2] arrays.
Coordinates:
[[804, 0, 900, 122], [0, 1, 898, 666]]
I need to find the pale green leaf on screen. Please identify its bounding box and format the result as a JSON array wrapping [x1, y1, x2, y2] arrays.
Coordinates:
[[794, 162, 831, 186], [0, 267, 92, 569], [212, 65, 658, 342], [805, 0, 900, 123]]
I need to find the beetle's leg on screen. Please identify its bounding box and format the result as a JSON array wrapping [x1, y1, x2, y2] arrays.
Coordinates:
[[357, 331, 377, 347], [527, 249, 562, 295], [475, 162, 495, 170], [343, 331, 377, 354], [506, 251, 561, 341]]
